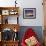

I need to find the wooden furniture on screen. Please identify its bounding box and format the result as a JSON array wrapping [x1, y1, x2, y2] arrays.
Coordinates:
[[0, 7, 20, 46], [43, 0, 46, 46], [43, 0, 46, 26], [2, 40, 19, 46], [44, 29, 46, 46], [0, 24, 19, 32]]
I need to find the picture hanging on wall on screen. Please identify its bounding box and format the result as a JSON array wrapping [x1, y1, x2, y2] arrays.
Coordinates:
[[23, 8, 36, 19]]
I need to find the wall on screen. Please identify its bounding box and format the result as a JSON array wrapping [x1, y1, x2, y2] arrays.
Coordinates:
[[0, 0, 44, 26], [18, 0, 44, 26]]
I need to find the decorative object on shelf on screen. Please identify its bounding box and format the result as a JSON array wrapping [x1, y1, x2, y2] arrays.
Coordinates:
[[1, 28, 13, 41], [13, 28, 18, 41], [5, 18, 8, 24], [13, 32, 18, 41], [9, 9, 18, 15], [15, 0, 17, 7], [23, 8, 36, 19], [2, 16, 8, 24], [2, 10, 9, 15]]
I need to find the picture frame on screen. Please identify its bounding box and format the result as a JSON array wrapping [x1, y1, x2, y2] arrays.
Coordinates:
[[23, 8, 36, 19], [2, 10, 9, 15]]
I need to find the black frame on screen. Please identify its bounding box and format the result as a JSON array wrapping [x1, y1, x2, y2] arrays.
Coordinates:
[[23, 8, 36, 19]]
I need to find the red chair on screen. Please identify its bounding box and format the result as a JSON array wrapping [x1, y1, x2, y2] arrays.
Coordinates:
[[21, 28, 41, 46]]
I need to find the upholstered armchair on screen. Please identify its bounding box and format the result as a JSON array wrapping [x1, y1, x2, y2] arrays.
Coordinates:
[[21, 28, 41, 46]]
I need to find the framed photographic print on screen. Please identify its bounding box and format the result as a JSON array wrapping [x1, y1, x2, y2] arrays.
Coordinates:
[[23, 8, 36, 19], [2, 10, 9, 15]]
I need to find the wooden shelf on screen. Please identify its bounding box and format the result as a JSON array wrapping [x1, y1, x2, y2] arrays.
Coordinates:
[[0, 24, 20, 32], [0, 7, 20, 46], [0, 7, 19, 10], [1, 40, 19, 46], [2, 40, 19, 42]]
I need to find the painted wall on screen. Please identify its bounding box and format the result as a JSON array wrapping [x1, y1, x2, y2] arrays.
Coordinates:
[[18, 0, 44, 26], [0, 0, 44, 26]]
